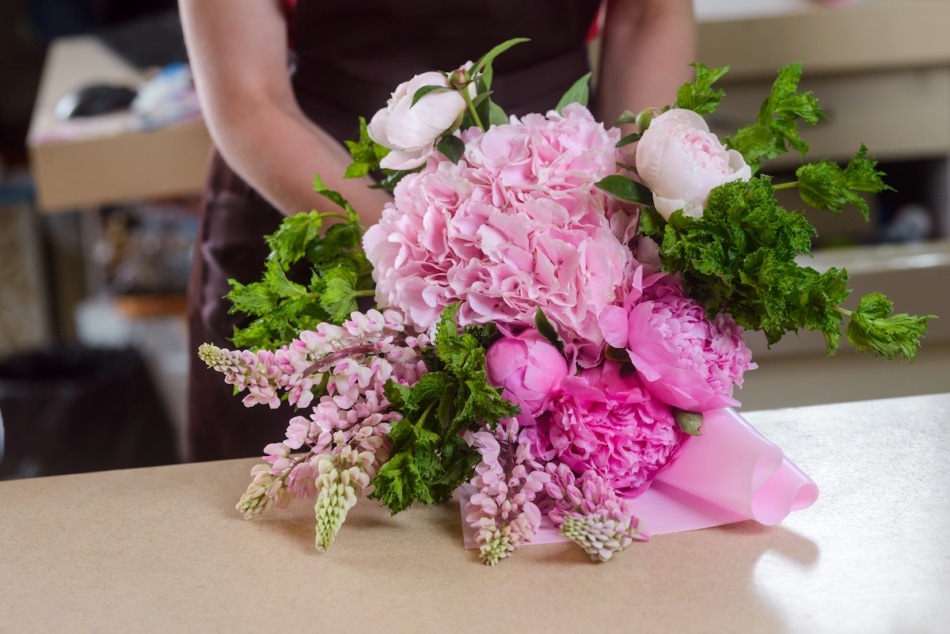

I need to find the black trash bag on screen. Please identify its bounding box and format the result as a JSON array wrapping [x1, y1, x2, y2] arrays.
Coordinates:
[[0, 345, 178, 479]]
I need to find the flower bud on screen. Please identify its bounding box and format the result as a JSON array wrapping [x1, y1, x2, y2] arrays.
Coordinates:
[[634, 107, 656, 134]]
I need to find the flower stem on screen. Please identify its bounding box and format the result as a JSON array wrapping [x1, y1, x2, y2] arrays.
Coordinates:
[[772, 181, 798, 191], [462, 87, 485, 131]]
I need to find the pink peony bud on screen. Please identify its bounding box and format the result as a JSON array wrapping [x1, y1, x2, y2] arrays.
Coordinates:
[[368, 71, 468, 170], [485, 330, 568, 416], [635, 108, 751, 220]]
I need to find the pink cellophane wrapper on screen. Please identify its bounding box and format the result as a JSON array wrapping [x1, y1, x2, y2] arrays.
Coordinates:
[[460, 407, 819, 548]]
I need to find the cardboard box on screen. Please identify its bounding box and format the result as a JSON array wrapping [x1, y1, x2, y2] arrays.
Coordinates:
[[26, 36, 212, 212]]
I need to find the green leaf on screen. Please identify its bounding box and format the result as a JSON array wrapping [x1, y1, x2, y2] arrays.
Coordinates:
[[487, 101, 509, 126], [411, 84, 452, 106], [343, 117, 387, 179], [616, 131, 642, 147], [437, 135, 466, 164], [614, 110, 638, 126], [724, 62, 827, 173], [638, 206, 667, 240], [846, 292, 935, 361], [471, 37, 530, 81], [226, 184, 374, 349], [369, 305, 518, 514], [796, 145, 889, 218], [265, 211, 324, 266], [596, 174, 653, 205], [555, 72, 592, 114], [674, 63, 729, 114], [319, 266, 361, 324], [534, 309, 565, 354], [657, 176, 860, 352], [313, 174, 356, 217]]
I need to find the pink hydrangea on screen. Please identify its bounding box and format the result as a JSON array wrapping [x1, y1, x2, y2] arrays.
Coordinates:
[[363, 104, 637, 364], [536, 360, 686, 497], [600, 270, 756, 412]]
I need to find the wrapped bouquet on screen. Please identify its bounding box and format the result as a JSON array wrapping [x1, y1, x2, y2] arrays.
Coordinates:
[[199, 40, 932, 564]]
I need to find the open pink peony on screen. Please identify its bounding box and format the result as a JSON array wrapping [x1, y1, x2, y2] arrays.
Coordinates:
[[601, 270, 756, 412], [635, 108, 751, 220], [538, 360, 687, 497]]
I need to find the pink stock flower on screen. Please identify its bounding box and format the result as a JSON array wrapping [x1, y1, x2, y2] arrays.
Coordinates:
[[485, 330, 568, 416], [601, 271, 755, 413], [364, 104, 637, 362], [538, 360, 686, 497], [635, 108, 751, 220]]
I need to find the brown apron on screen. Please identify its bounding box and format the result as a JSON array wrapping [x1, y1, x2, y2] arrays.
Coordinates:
[[186, 0, 602, 461]]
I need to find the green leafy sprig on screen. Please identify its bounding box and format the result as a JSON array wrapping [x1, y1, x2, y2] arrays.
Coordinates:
[[597, 62, 933, 360], [674, 62, 729, 115], [226, 176, 374, 349], [369, 305, 518, 514], [724, 62, 826, 174], [343, 117, 389, 180]]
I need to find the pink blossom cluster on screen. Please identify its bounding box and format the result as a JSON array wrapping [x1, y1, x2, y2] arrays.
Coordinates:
[[364, 104, 638, 364], [464, 419, 550, 565], [464, 416, 652, 564], [358, 102, 757, 561], [474, 271, 755, 560], [545, 464, 649, 562], [205, 309, 429, 516]]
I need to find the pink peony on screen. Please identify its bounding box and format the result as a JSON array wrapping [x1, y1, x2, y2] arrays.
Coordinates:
[[537, 360, 686, 497], [600, 271, 755, 412], [364, 104, 637, 363], [368, 71, 468, 170], [635, 108, 751, 220], [485, 330, 568, 416]]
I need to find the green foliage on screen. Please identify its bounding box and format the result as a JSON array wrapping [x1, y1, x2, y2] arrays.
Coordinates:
[[226, 182, 374, 350], [724, 62, 826, 174], [369, 305, 518, 514], [470, 38, 530, 88], [674, 63, 729, 115], [659, 176, 852, 353], [343, 117, 389, 179], [655, 174, 932, 360], [555, 72, 592, 114], [534, 309, 565, 354], [437, 135, 466, 164], [846, 293, 934, 361], [795, 145, 889, 217], [596, 174, 653, 206]]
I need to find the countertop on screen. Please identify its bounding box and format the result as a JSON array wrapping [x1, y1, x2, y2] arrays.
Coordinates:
[[1, 393, 948, 632]]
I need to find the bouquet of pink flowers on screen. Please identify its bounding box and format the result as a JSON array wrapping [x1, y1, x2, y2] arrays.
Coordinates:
[[200, 40, 932, 564]]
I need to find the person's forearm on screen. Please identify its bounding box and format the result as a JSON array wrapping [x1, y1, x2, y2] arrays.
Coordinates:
[[596, 0, 696, 127], [209, 97, 390, 225], [180, 0, 390, 225]]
